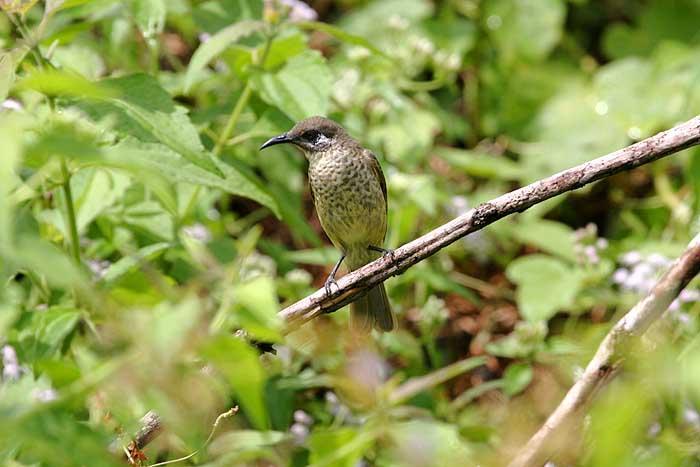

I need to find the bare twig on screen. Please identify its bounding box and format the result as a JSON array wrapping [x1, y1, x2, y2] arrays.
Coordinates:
[[389, 356, 486, 405], [508, 234, 700, 467], [148, 406, 238, 467], [279, 116, 700, 328], [125, 411, 162, 463]]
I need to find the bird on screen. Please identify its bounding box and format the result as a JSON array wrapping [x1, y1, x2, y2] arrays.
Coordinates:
[[260, 116, 395, 332]]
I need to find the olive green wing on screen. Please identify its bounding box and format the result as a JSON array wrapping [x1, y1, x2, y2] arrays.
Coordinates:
[[366, 150, 388, 213]]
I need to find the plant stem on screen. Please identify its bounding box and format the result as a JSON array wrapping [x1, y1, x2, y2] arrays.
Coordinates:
[[212, 31, 275, 156], [213, 81, 253, 156], [60, 160, 81, 264]]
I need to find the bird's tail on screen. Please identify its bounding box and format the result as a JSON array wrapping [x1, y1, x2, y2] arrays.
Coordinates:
[[350, 283, 395, 332]]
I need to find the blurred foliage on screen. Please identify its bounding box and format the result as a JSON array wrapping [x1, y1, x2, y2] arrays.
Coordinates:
[[0, 0, 699, 465]]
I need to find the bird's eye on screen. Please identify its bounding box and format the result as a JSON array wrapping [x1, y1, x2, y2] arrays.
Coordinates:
[[304, 130, 321, 143]]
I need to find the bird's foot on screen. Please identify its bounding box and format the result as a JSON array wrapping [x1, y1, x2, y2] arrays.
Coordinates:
[[324, 276, 340, 297], [368, 245, 395, 263]]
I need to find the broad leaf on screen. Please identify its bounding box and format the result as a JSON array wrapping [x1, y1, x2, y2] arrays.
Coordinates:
[[232, 276, 283, 342], [250, 50, 332, 121], [503, 363, 534, 396], [131, 0, 165, 39], [201, 335, 269, 430], [104, 139, 279, 217], [484, 0, 565, 62], [185, 20, 265, 91], [0, 53, 15, 102], [511, 219, 576, 262], [298, 21, 387, 57], [506, 254, 584, 322], [76, 73, 221, 176], [101, 242, 171, 285]]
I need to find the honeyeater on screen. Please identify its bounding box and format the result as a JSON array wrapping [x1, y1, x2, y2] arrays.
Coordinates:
[[260, 116, 395, 332]]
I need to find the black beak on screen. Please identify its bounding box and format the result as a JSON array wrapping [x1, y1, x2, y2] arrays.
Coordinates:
[[260, 133, 292, 150]]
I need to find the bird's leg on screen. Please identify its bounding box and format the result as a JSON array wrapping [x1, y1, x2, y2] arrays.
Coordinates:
[[324, 252, 346, 297], [368, 245, 395, 263]]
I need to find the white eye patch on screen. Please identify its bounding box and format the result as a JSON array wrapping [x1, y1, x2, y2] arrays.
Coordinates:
[[315, 134, 331, 145]]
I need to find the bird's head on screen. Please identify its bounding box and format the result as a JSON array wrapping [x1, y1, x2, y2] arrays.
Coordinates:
[[259, 116, 348, 155]]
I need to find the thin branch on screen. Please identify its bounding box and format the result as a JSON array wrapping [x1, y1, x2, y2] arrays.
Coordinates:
[[60, 159, 81, 265], [126, 411, 163, 461], [389, 356, 486, 405], [508, 233, 700, 467], [279, 116, 700, 328], [148, 406, 238, 467]]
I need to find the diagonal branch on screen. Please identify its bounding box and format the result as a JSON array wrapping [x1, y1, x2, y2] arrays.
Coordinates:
[[128, 116, 700, 454], [279, 116, 700, 328], [508, 233, 700, 467]]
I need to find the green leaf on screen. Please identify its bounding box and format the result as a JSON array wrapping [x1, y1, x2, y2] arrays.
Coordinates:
[[11, 237, 87, 290], [101, 242, 171, 285], [18, 307, 81, 360], [233, 276, 283, 342], [485, 322, 548, 358], [511, 219, 576, 262], [340, 0, 433, 37], [297, 21, 388, 58], [201, 335, 269, 430], [76, 73, 221, 176], [484, 0, 565, 63], [185, 20, 265, 92], [208, 430, 287, 455], [250, 50, 332, 121], [506, 254, 584, 322], [150, 296, 201, 359], [193, 0, 263, 33], [503, 363, 533, 396], [436, 148, 523, 180], [72, 169, 131, 233], [309, 428, 371, 467], [131, 0, 165, 39], [17, 69, 117, 99], [0, 53, 15, 102], [0, 115, 23, 248], [104, 138, 279, 217], [386, 420, 472, 464]]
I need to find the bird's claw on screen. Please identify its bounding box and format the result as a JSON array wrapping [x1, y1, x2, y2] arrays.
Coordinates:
[[324, 276, 340, 297], [368, 245, 396, 263]]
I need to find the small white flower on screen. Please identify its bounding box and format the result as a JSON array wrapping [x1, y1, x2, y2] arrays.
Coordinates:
[[285, 268, 312, 285], [387, 14, 409, 30], [32, 388, 58, 403], [412, 37, 435, 55], [290, 422, 309, 444], [445, 53, 461, 71], [683, 407, 700, 426], [2, 345, 21, 380], [182, 223, 212, 243], [647, 253, 669, 267], [680, 289, 700, 303], [584, 245, 599, 264], [621, 251, 642, 266], [87, 259, 111, 280], [647, 422, 661, 437], [293, 409, 313, 425], [677, 312, 691, 325], [596, 238, 608, 250], [1, 99, 22, 111], [612, 268, 629, 284], [347, 46, 370, 61], [279, 0, 318, 22]]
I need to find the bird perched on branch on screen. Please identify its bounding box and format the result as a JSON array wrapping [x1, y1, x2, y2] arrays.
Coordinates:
[[260, 116, 395, 332]]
